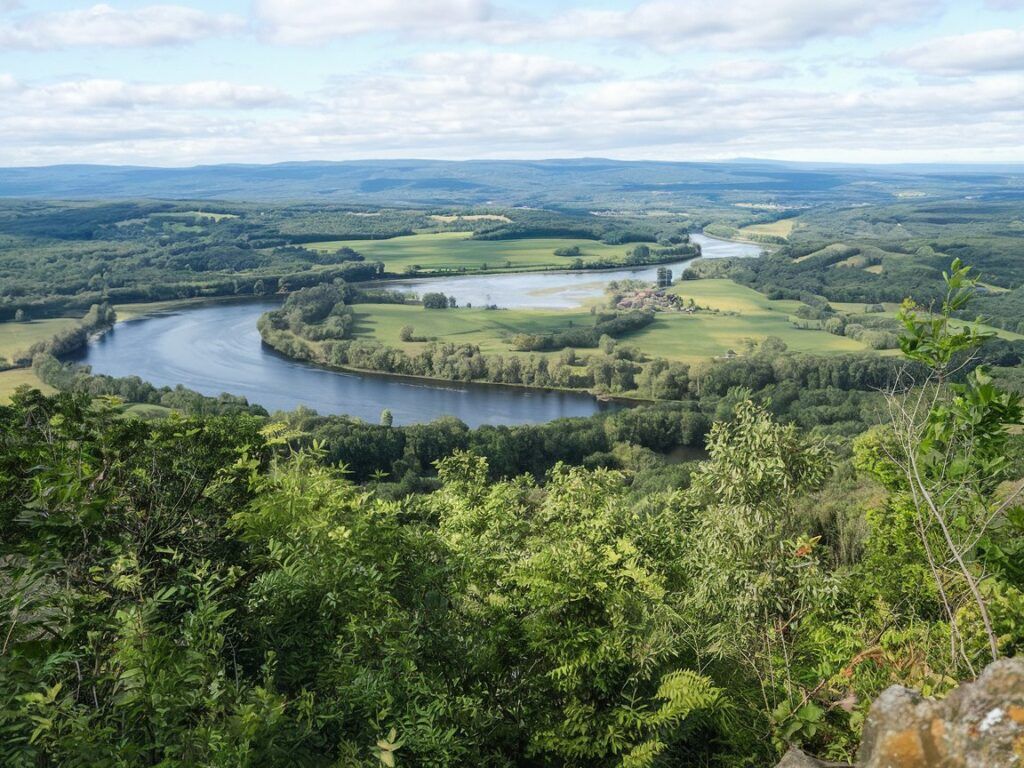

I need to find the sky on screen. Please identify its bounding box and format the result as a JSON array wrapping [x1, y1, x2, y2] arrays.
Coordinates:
[[0, 0, 1023, 166]]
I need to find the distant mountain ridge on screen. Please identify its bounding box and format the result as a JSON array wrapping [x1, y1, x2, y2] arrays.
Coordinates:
[[1, 158, 1022, 208]]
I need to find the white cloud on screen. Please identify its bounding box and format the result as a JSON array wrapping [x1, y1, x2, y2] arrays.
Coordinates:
[[409, 51, 604, 86], [255, 0, 938, 50], [0, 2, 1022, 164], [704, 59, 796, 81], [255, 0, 492, 43], [894, 27, 1024, 75], [10, 78, 290, 111], [522, 0, 940, 50], [0, 4, 243, 49], [2, 65, 1023, 165]]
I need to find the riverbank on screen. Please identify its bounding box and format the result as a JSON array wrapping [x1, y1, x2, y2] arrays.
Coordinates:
[[66, 299, 610, 425], [0, 303, 118, 401], [254, 271, 871, 408], [260, 332, 643, 404], [4, 232, 738, 330], [701, 224, 787, 248]]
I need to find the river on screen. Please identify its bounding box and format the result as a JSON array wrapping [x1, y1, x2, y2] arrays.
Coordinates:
[[384, 234, 761, 308], [73, 234, 761, 425]]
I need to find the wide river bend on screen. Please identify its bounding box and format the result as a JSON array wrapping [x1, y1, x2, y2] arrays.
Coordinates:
[[73, 234, 761, 426]]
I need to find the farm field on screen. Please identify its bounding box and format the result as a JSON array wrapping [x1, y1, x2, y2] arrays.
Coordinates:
[[0, 317, 80, 360], [738, 218, 797, 239], [305, 231, 644, 273], [637, 279, 866, 361], [349, 304, 595, 357], [0, 367, 55, 402], [345, 278, 868, 363], [119, 403, 175, 420]]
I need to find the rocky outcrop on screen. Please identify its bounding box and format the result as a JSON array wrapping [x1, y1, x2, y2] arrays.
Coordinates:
[[777, 658, 1024, 768], [858, 658, 1024, 767]]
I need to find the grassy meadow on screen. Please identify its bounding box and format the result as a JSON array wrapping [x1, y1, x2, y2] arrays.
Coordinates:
[[738, 219, 797, 239], [0, 317, 81, 361], [305, 231, 641, 273], [345, 278, 868, 364], [349, 304, 595, 357], [119, 403, 175, 420], [0, 367, 55, 402]]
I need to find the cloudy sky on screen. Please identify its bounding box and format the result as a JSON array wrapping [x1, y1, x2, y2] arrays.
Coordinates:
[[1, 0, 1023, 166]]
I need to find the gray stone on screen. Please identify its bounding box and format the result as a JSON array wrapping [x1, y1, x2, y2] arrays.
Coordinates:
[[776, 658, 1024, 768], [857, 657, 1024, 768]]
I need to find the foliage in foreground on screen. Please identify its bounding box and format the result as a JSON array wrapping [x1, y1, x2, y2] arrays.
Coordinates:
[[1, 262, 1022, 767]]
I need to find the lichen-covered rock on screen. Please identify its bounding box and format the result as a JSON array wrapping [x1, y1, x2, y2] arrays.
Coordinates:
[[775, 659, 1024, 768], [857, 658, 1024, 767]]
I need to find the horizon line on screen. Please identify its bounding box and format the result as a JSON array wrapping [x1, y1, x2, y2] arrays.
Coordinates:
[[4, 156, 1024, 171]]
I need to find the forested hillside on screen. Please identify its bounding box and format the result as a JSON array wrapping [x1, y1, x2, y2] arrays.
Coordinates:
[[0, 200, 686, 322], [695, 200, 1024, 333], [2, 264, 1022, 766], [2, 159, 1022, 209]]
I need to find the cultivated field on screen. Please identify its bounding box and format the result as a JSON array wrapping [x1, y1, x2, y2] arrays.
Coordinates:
[[345, 278, 867, 363], [161, 210, 239, 221], [349, 304, 595, 357], [638, 280, 865, 360], [738, 219, 797, 239], [0, 317, 80, 361], [0, 367, 54, 402]]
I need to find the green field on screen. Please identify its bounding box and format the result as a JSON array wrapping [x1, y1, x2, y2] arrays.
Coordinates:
[[0, 316, 79, 401], [0, 367, 55, 402], [305, 232, 642, 273], [739, 219, 796, 239], [119, 403, 175, 420], [344, 278, 867, 363], [349, 304, 594, 357], [642, 280, 866, 360], [0, 317, 81, 360], [154, 210, 238, 222]]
